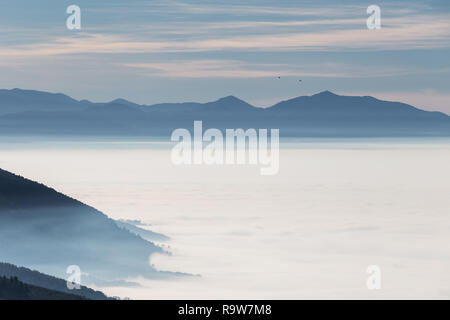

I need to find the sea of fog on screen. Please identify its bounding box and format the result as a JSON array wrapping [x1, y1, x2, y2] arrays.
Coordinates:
[[0, 138, 449, 299]]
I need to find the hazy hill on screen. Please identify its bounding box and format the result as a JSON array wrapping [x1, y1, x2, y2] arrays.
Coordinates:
[[0, 88, 448, 136], [0, 168, 169, 284], [0, 262, 109, 300]]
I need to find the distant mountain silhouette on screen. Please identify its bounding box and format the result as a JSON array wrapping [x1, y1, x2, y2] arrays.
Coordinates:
[[263, 91, 450, 136], [0, 276, 86, 300], [0, 262, 110, 300], [0, 168, 174, 284], [0, 88, 85, 115], [0, 88, 448, 136]]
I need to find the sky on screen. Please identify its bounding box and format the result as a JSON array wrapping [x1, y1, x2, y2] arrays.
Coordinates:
[[0, 0, 449, 114]]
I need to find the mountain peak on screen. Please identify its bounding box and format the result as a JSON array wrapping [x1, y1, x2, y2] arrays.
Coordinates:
[[312, 90, 339, 98], [211, 96, 255, 110], [109, 98, 138, 107], [217, 95, 245, 103]]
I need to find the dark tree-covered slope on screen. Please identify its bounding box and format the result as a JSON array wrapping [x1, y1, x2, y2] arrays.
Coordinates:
[[0, 262, 109, 300], [0, 276, 86, 300]]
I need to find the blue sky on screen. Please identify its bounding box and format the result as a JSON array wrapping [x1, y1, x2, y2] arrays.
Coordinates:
[[1, 0, 449, 113]]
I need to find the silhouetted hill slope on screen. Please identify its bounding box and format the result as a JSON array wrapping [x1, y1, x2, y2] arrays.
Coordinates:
[[0, 89, 448, 136], [0, 262, 109, 300], [0, 276, 86, 300], [0, 168, 168, 284]]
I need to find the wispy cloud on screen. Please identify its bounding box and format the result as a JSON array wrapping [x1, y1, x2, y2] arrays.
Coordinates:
[[1, 13, 449, 59], [122, 59, 439, 79], [122, 1, 423, 18], [123, 60, 281, 78]]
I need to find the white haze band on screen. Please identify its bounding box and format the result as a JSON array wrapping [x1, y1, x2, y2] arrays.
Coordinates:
[[171, 121, 280, 175]]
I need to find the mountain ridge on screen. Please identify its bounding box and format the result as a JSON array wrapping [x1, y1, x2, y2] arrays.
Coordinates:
[[0, 88, 448, 115], [0, 88, 448, 137]]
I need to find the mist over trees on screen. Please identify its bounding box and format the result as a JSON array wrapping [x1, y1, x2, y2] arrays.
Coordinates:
[[0, 168, 173, 285]]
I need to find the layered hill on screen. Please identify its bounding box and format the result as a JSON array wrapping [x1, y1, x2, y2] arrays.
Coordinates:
[[0, 168, 168, 284]]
